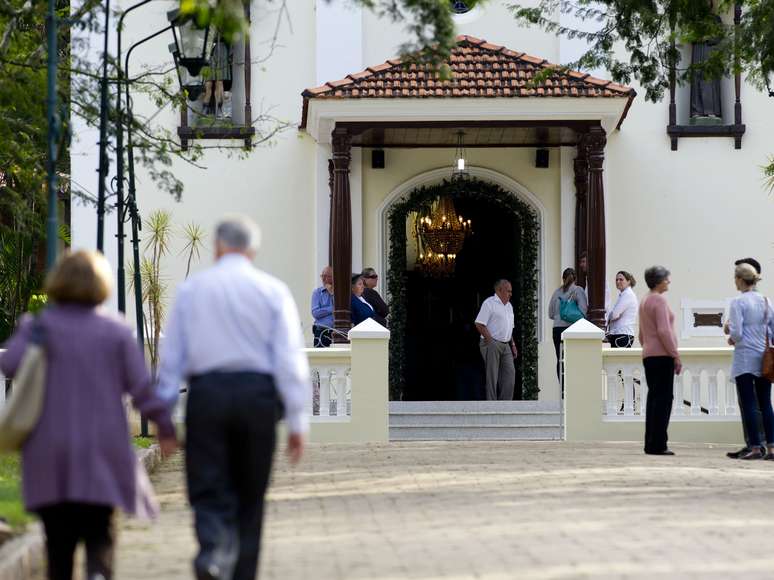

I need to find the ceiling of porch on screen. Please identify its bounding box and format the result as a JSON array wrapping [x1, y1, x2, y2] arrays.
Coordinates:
[[337, 120, 599, 148], [349, 124, 583, 148]]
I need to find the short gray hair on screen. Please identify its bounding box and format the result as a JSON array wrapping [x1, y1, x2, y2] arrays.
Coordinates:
[[494, 279, 511, 291], [644, 266, 670, 290], [215, 216, 261, 252]]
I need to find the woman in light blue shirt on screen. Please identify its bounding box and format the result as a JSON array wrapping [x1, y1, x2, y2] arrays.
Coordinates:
[[725, 263, 774, 460]]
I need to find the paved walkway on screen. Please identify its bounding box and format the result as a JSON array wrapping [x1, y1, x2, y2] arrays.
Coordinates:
[[115, 442, 774, 579]]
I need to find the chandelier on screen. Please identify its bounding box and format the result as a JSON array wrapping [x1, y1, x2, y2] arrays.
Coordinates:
[[415, 195, 472, 276]]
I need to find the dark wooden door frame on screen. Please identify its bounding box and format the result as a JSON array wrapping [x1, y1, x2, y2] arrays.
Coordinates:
[[328, 119, 609, 339]]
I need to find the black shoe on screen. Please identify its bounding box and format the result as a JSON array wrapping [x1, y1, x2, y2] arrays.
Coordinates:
[[195, 562, 220, 580], [727, 447, 751, 459], [740, 449, 765, 460], [645, 449, 675, 456]]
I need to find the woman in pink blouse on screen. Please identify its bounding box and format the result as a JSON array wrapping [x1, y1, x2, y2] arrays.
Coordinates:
[[638, 266, 682, 455]]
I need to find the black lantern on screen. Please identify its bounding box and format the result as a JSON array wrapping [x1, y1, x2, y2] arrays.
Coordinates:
[[169, 42, 204, 101], [167, 8, 210, 77], [451, 131, 469, 180]]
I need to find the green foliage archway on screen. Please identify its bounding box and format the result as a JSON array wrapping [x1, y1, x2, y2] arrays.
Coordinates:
[[387, 177, 540, 401]]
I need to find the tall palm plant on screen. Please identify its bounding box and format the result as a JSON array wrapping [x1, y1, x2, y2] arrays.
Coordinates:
[[130, 210, 205, 377]]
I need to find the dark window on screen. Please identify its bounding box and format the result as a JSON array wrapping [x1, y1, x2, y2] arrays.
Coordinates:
[[450, 1, 472, 14]]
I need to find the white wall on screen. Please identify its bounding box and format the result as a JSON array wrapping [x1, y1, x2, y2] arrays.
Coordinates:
[[71, 0, 774, 400]]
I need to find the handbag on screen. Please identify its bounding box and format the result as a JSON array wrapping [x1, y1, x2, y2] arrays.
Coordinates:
[[0, 318, 46, 452], [560, 290, 584, 324], [763, 298, 774, 382]]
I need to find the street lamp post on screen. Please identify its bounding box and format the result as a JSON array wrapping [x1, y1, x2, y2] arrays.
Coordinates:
[[117, 12, 209, 436], [123, 25, 172, 437], [45, 0, 58, 270], [96, 0, 111, 253], [115, 0, 153, 315]]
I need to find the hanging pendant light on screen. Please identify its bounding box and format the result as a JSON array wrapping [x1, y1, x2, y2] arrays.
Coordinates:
[[452, 130, 469, 180]]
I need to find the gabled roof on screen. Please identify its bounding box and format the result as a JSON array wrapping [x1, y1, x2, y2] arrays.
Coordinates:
[[301, 35, 636, 129]]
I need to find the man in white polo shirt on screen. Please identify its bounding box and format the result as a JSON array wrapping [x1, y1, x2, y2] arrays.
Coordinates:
[[475, 279, 518, 401]]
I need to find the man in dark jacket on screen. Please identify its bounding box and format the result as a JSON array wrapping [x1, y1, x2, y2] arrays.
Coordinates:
[[360, 268, 389, 327]]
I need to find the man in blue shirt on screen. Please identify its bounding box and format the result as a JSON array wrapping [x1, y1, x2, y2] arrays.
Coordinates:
[[311, 266, 334, 347]]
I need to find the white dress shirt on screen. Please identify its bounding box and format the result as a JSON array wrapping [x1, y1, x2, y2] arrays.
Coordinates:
[[606, 286, 639, 336], [475, 295, 515, 342], [157, 253, 311, 434]]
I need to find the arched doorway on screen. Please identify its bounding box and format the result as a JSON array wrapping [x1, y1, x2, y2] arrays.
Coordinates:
[[386, 176, 541, 401]]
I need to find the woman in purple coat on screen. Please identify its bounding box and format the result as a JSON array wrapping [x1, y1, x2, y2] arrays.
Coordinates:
[[0, 251, 177, 580]]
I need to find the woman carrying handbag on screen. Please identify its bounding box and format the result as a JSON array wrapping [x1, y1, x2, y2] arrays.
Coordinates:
[[548, 268, 588, 394], [0, 251, 177, 580], [725, 262, 774, 460]]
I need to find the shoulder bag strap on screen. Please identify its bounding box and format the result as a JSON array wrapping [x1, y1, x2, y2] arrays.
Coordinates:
[[765, 297, 770, 349]]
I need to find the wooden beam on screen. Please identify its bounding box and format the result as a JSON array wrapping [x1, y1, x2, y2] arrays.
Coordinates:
[[337, 120, 601, 131], [350, 142, 578, 149]]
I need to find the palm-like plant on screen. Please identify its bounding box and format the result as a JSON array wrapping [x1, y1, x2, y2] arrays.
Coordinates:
[[141, 210, 173, 376], [180, 222, 206, 279], [764, 157, 774, 194], [128, 210, 205, 377]]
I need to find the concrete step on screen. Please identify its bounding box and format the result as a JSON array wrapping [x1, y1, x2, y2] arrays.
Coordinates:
[[390, 401, 560, 413], [390, 411, 560, 427], [388, 400, 563, 441], [389, 424, 562, 441]]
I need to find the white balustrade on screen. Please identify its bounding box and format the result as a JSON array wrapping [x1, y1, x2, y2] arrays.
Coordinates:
[[305, 347, 352, 422], [601, 347, 744, 421]]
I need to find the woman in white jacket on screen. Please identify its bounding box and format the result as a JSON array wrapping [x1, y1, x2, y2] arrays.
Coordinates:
[[607, 271, 639, 348]]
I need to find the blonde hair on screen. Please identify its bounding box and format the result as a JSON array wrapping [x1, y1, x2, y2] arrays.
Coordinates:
[[735, 262, 762, 286], [45, 250, 113, 306]]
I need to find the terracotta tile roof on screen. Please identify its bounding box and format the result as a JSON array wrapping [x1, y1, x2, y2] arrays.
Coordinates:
[[301, 35, 635, 127]]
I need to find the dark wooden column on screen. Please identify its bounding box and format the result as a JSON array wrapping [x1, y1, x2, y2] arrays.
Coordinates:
[[585, 126, 607, 329], [328, 158, 334, 266], [573, 134, 589, 289], [331, 126, 352, 339]]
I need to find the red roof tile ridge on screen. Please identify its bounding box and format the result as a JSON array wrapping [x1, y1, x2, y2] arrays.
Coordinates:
[[457, 35, 486, 46]]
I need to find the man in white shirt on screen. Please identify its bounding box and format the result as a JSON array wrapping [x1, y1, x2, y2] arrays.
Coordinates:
[[475, 279, 518, 401], [157, 217, 310, 580]]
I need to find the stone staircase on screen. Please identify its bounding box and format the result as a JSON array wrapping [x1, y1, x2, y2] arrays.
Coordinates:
[[389, 401, 563, 441]]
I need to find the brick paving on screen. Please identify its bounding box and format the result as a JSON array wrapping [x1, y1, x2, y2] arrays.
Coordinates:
[[115, 442, 774, 579]]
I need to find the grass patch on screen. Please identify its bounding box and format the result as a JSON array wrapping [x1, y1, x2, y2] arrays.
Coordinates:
[[133, 437, 155, 449], [0, 454, 31, 528]]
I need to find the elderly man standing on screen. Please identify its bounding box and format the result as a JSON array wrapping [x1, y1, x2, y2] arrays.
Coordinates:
[[157, 217, 310, 580], [361, 267, 389, 327], [311, 266, 334, 346], [475, 279, 518, 401]]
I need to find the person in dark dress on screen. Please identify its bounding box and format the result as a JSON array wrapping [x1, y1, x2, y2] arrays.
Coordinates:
[[351, 274, 376, 326], [360, 267, 389, 327]]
